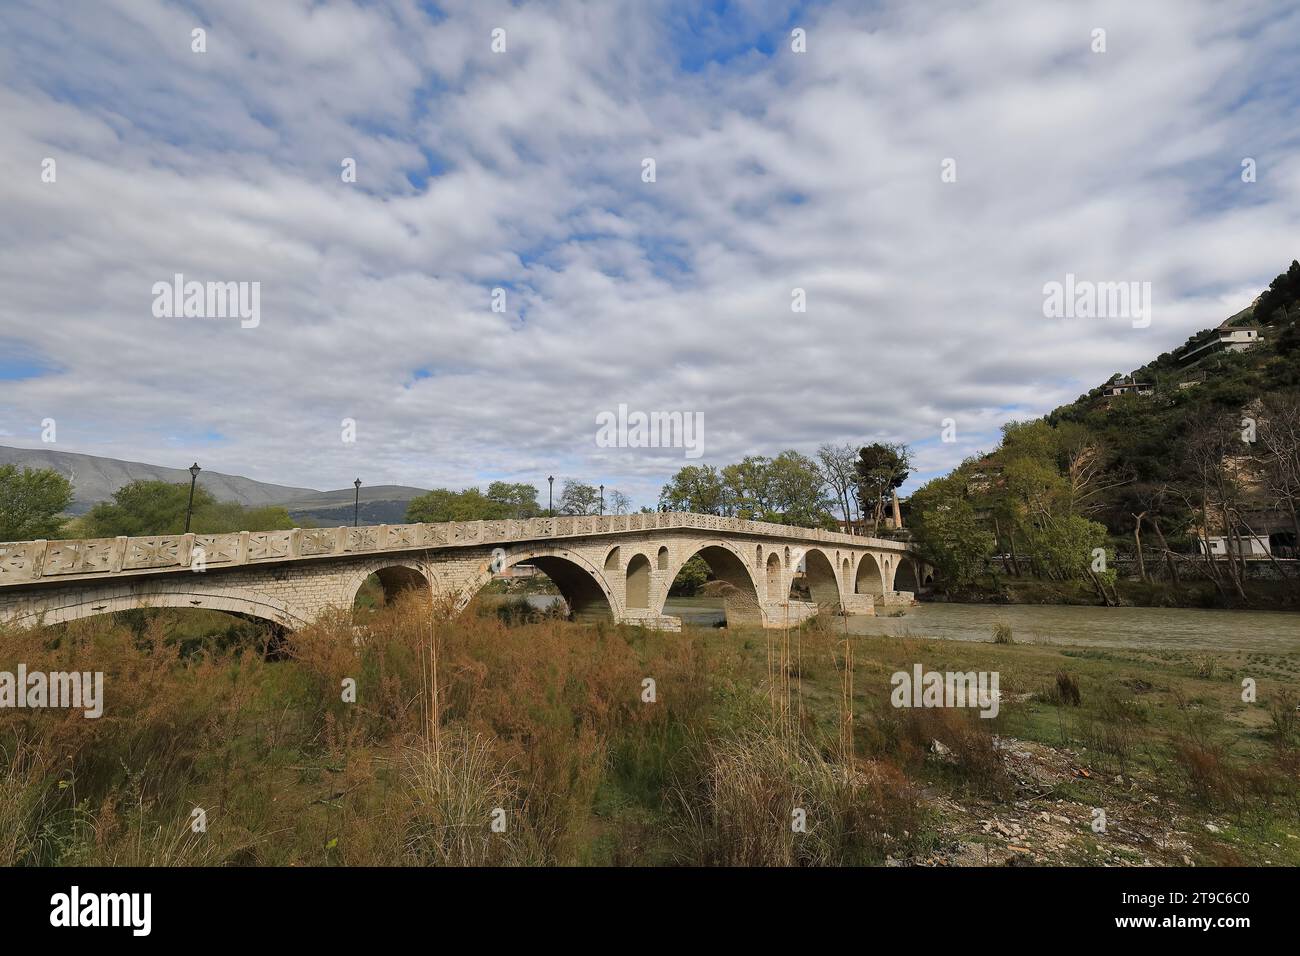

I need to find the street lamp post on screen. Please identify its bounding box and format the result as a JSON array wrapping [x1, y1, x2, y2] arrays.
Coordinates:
[[184, 462, 201, 533], [353, 478, 362, 527], [599, 484, 604, 516], [548, 475, 554, 516]]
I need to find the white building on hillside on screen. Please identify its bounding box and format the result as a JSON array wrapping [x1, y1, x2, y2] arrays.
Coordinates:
[[1178, 320, 1264, 366]]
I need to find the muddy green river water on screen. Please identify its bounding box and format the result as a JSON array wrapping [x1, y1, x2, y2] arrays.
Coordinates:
[[510, 595, 1298, 654]]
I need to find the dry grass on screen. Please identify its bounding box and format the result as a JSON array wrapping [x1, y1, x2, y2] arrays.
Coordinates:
[[668, 728, 919, 866], [1044, 671, 1082, 707], [3, 592, 1297, 866], [0, 594, 761, 865]]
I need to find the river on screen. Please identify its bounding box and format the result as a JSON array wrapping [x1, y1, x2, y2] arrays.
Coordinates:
[[512, 595, 1297, 653]]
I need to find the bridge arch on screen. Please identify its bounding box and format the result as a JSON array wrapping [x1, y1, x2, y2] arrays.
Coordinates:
[[343, 558, 435, 614], [765, 551, 784, 600], [854, 552, 886, 596], [455, 546, 617, 623], [667, 540, 765, 627], [373, 564, 430, 604], [626, 553, 652, 609], [4, 584, 310, 631], [893, 555, 922, 592], [794, 547, 843, 610]]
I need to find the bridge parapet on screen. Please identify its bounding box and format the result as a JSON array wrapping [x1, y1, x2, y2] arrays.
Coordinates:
[[0, 513, 911, 588]]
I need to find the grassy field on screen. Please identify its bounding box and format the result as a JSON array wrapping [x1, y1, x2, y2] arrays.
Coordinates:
[[2, 595, 1297, 866]]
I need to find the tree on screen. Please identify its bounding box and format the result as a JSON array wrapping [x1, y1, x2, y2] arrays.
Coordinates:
[[1256, 394, 1300, 555], [767, 450, 835, 527], [198, 502, 295, 534], [913, 499, 992, 586], [85, 480, 214, 537], [485, 482, 541, 518], [659, 452, 833, 526], [658, 465, 724, 514], [558, 480, 601, 515], [854, 443, 912, 533], [1254, 259, 1300, 326], [407, 484, 544, 523], [83, 479, 293, 536], [668, 555, 710, 595], [607, 490, 632, 515], [0, 465, 73, 540], [406, 488, 511, 523], [1021, 513, 1112, 587], [721, 456, 773, 517], [817, 442, 859, 528], [1176, 414, 1252, 603]]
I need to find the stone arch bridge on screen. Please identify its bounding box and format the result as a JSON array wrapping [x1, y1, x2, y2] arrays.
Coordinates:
[[0, 513, 930, 633]]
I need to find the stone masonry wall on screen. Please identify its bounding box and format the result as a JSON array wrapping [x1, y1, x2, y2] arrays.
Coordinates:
[[0, 514, 928, 632]]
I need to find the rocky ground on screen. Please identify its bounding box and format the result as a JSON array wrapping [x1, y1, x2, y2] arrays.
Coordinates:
[[890, 736, 1215, 867]]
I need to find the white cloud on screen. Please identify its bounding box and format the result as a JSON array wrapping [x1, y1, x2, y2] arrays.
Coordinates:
[[0, 0, 1297, 507]]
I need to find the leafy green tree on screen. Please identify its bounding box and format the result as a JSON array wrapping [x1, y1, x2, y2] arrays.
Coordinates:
[[767, 450, 835, 527], [195, 502, 295, 534], [406, 488, 511, 523], [913, 498, 992, 586], [84, 480, 214, 536], [1275, 316, 1300, 356], [1021, 514, 1109, 580], [485, 482, 541, 518], [660, 452, 833, 526], [668, 555, 710, 596], [0, 465, 73, 540], [854, 443, 912, 532], [83, 479, 293, 536], [558, 480, 601, 515], [658, 465, 724, 513], [721, 456, 773, 517], [1254, 259, 1300, 325]]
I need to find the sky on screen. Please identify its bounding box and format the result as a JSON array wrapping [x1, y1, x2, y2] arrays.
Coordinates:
[[1, 0, 1298, 507]]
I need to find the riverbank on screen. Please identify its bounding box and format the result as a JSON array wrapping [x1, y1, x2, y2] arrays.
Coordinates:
[[848, 601, 1300, 654], [3, 596, 1296, 866], [933, 573, 1300, 612]]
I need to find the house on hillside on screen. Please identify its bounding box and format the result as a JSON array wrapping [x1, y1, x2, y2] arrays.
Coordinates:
[[1177, 318, 1264, 366], [1101, 374, 1155, 398]]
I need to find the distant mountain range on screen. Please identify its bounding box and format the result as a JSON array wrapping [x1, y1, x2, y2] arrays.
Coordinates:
[[0, 445, 430, 524]]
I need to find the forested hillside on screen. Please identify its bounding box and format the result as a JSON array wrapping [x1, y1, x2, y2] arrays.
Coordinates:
[[910, 261, 1300, 608]]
